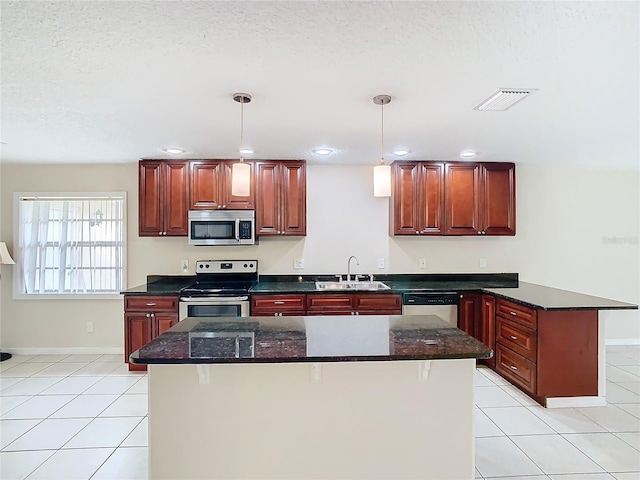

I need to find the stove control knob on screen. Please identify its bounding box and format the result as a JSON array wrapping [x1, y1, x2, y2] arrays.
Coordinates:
[[205, 264, 210, 268]]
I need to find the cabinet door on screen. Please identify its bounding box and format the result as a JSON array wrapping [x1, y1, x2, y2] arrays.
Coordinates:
[[280, 162, 306, 235], [391, 162, 421, 235], [164, 161, 189, 236], [457, 293, 479, 337], [138, 161, 164, 236], [481, 163, 516, 235], [477, 295, 496, 367], [154, 313, 179, 337], [255, 162, 280, 235], [189, 161, 223, 209], [445, 163, 481, 235], [221, 161, 255, 210], [418, 162, 445, 235], [125, 313, 152, 371]]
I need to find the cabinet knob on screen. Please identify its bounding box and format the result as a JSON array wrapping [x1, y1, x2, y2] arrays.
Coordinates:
[[415, 231, 420, 235], [477, 231, 482, 235], [482, 231, 486, 235], [146, 313, 150, 318]]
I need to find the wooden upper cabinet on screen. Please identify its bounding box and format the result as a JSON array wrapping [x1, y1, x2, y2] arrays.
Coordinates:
[[481, 163, 516, 235], [390, 162, 444, 235], [255, 160, 306, 236], [138, 160, 189, 236], [189, 160, 255, 210], [444, 163, 481, 235]]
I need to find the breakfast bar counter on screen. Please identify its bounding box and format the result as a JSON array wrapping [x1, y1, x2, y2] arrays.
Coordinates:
[[132, 315, 490, 480]]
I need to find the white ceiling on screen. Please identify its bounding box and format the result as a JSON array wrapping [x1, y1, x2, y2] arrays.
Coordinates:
[[1, 1, 638, 169]]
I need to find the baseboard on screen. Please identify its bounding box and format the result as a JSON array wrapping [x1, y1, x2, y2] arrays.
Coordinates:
[[605, 338, 640, 346], [2, 347, 123, 355], [546, 396, 607, 408]]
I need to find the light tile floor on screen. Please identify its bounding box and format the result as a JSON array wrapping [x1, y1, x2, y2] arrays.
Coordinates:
[[0, 346, 638, 480]]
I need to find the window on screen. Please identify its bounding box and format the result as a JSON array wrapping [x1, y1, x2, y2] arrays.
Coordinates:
[[15, 192, 126, 297]]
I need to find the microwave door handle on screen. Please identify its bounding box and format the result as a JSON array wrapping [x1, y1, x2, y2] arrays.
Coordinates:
[[235, 219, 240, 241]]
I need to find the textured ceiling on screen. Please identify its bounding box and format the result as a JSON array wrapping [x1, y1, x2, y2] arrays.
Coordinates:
[[1, 1, 638, 169]]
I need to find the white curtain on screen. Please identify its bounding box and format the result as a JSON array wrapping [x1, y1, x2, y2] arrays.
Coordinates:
[[18, 196, 124, 294]]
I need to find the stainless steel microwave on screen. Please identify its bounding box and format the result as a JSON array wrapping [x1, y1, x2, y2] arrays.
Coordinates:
[[188, 210, 256, 246]]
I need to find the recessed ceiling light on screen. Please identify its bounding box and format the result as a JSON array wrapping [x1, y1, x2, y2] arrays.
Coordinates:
[[460, 150, 477, 159], [239, 148, 254, 155], [392, 149, 409, 156], [312, 148, 333, 155], [163, 148, 185, 155]]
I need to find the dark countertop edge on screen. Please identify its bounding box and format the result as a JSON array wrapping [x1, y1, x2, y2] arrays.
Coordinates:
[[484, 289, 639, 311], [130, 352, 492, 365]]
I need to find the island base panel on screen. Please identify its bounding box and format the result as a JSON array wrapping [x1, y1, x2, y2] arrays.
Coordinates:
[[148, 360, 475, 480]]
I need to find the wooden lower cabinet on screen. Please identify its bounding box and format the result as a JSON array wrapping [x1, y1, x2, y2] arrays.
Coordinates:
[[493, 298, 598, 405], [306, 293, 402, 315], [124, 295, 179, 371], [457, 292, 495, 367], [251, 294, 306, 316]]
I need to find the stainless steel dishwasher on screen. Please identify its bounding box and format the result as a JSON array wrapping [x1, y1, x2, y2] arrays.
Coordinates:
[[402, 292, 459, 327]]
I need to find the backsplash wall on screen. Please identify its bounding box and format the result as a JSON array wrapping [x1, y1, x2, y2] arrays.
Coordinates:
[[1, 162, 638, 350]]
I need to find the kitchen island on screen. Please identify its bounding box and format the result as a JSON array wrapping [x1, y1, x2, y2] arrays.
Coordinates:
[[132, 314, 491, 480]]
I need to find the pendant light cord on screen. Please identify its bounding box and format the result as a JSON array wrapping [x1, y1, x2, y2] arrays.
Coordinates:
[[380, 101, 385, 165], [239, 100, 245, 163]]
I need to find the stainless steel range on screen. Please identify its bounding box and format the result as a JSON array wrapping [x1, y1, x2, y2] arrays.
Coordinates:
[[179, 260, 258, 320]]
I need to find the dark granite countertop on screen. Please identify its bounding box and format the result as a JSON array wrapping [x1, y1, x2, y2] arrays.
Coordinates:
[[121, 272, 637, 312], [485, 282, 638, 311], [130, 314, 492, 364]]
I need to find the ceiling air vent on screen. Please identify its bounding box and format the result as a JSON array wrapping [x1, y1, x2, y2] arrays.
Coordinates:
[[473, 88, 537, 111]]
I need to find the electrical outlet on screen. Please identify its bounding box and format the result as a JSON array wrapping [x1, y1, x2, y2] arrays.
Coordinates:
[[479, 258, 487, 268], [377, 258, 385, 269], [181, 259, 189, 272], [86, 321, 94, 333], [419, 258, 427, 269], [293, 258, 305, 269]]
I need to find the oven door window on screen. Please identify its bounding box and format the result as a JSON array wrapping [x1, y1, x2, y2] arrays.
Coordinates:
[[191, 221, 234, 240], [185, 303, 242, 318]]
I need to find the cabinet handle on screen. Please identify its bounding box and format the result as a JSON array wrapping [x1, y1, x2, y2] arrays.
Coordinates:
[[509, 311, 517, 316], [509, 365, 518, 370], [510, 335, 518, 340], [146, 302, 156, 306], [274, 301, 285, 305]]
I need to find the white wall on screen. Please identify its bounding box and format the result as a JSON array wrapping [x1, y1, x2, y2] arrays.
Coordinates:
[[0, 162, 638, 352]]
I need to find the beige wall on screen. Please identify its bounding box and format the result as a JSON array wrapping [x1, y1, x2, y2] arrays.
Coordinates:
[[0, 162, 638, 352]]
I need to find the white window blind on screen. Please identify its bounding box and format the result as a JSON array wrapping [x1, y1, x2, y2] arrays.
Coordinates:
[[16, 193, 126, 296]]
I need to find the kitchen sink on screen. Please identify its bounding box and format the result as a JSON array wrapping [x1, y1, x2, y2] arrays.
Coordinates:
[[315, 280, 390, 291]]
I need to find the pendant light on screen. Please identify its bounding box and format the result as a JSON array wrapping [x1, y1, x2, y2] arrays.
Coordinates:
[[231, 92, 252, 197], [373, 94, 392, 197]]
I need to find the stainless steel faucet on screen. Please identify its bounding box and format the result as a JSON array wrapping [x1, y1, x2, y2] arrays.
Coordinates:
[[347, 255, 360, 282]]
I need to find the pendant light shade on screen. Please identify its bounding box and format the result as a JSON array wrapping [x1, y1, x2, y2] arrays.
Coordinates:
[[373, 94, 392, 197], [231, 92, 252, 197], [373, 163, 391, 197]]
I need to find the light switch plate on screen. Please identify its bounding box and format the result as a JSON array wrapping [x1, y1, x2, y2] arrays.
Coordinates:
[[419, 258, 427, 269], [294, 258, 305, 269], [479, 258, 487, 268], [377, 258, 385, 269]]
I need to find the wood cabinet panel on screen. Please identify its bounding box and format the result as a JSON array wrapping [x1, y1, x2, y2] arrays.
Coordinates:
[[124, 295, 179, 371], [306, 294, 353, 311], [496, 299, 537, 329], [391, 162, 444, 235], [495, 344, 537, 395], [251, 294, 306, 315], [353, 294, 402, 312], [124, 313, 153, 372], [189, 160, 255, 210], [139, 160, 189, 236], [445, 163, 480, 235], [255, 161, 306, 236], [496, 317, 537, 362], [457, 293, 479, 337], [482, 163, 516, 235], [477, 295, 496, 368]]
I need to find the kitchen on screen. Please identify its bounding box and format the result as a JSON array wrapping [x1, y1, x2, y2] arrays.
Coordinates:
[[1, 1, 639, 479]]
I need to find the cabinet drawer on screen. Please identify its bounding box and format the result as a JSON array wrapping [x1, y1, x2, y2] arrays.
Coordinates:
[[251, 295, 306, 313], [354, 294, 402, 311], [496, 299, 537, 329], [495, 344, 537, 395], [496, 317, 537, 362], [124, 296, 178, 312], [306, 294, 354, 311]]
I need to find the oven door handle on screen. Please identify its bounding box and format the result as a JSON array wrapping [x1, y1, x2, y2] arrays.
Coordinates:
[[180, 296, 249, 303]]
